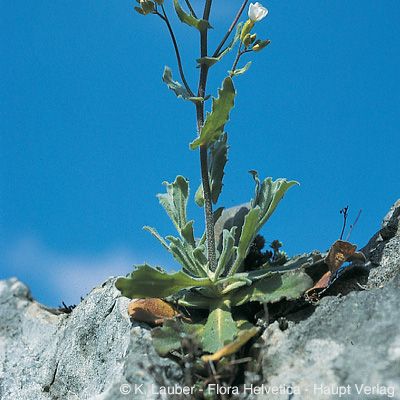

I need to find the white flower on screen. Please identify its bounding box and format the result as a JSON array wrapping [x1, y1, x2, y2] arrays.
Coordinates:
[[248, 2, 268, 22]]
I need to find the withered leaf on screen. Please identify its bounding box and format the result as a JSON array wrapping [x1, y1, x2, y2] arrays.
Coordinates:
[[305, 240, 366, 302], [128, 298, 180, 326], [201, 326, 259, 362]]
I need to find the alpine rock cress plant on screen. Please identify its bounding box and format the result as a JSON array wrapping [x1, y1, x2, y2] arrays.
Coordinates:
[[116, 0, 313, 356]]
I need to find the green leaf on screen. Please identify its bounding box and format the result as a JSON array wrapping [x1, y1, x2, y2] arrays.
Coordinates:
[[202, 301, 238, 353], [229, 61, 252, 77], [209, 133, 228, 204], [250, 171, 298, 231], [194, 184, 204, 207], [181, 220, 195, 247], [176, 288, 217, 308], [194, 133, 229, 207], [230, 271, 313, 306], [190, 77, 236, 150], [167, 235, 207, 277], [162, 67, 203, 102], [115, 264, 212, 299], [162, 66, 191, 100], [227, 173, 298, 275], [157, 175, 189, 232], [143, 226, 169, 250], [173, 0, 211, 31], [202, 325, 259, 362], [230, 207, 261, 274], [193, 244, 208, 267], [215, 227, 237, 279], [152, 320, 204, 356]]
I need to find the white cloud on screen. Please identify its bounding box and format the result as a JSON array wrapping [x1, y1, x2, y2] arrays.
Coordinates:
[[2, 236, 158, 306]]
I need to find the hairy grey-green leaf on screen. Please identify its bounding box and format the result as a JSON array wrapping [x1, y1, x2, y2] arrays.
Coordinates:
[[195, 134, 229, 207], [157, 175, 189, 232], [209, 133, 228, 204], [173, 0, 211, 31], [162, 66, 191, 100], [215, 227, 237, 278], [162, 66, 204, 103], [230, 271, 313, 306], [229, 61, 252, 77], [202, 301, 238, 353], [194, 184, 205, 207], [115, 264, 212, 299], [167, 235, 206, 277], [190, 77, 236, 150], [143, 226, 169, 250], [176, 288, 218, 308], [230, 207, 261, 274], [250, 171, 298, 231], [180, 220, 195, 247], [193, 244, 208, 267], [152, 320, 205, 356]]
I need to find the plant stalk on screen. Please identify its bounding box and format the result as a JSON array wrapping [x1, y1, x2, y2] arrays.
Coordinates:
[[157, 7, 195, 97], [196, 0, 217, 272]]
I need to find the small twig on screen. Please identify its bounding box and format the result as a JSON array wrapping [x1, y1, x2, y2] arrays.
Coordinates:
[[339, 206, 349, 240], [228, 357, 253, 365], [183, 0, 198, 18], [156, 7, 195, 97], [356, 282, 368, 291], [346, 209, 362, 241], [212, 0, 249, 57], [230, 45, 253, 74], [208, 361, 228, 400], [230, 44, 243, 73]]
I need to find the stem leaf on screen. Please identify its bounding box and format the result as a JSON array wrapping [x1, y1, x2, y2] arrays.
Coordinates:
[[230, 61, 252, 76], [173, 0, 211, 31], [162, 66, 204, 102], [190, 77, 236, 150], [195, 133, 229, 207]]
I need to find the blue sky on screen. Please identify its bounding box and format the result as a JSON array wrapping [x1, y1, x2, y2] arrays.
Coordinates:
[[1, 0, 399, 306]]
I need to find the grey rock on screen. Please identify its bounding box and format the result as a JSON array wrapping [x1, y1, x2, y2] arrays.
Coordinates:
[[0, 278, 181, 400], [362, 199, 400, 288]]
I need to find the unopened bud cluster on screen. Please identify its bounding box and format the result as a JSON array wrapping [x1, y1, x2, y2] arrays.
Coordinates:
[[134, 0, 163, 15]]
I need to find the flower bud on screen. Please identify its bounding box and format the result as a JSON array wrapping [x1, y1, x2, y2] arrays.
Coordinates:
[[134, 6, 145, 14], [243, 33, 252, 47], [140, 0, 155, 15], [240, 19, 255, 43], [252, 39, 271, 52]]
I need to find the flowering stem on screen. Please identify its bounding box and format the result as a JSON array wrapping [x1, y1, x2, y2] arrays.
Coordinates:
[[196, 0, 217, 272], [231, 46, 252, 74], [212, 0, 249, 58], [156, 7, 195, 97]]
